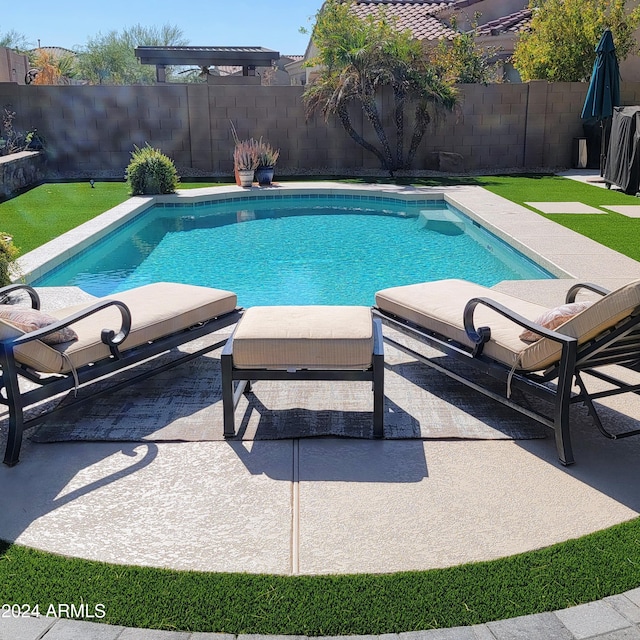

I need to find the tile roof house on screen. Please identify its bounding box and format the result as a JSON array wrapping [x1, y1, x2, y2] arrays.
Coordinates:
[[348, 0, 459, 41], [290, 0, 534, 84]]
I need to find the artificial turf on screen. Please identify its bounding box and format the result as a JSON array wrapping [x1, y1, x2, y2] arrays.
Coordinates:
[[1, 516, 640, 634], [475, 174, 640, 262], [0, 182, 131, 254], [2, 174, 640, 633]]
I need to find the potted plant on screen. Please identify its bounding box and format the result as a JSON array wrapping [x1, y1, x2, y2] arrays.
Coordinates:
[[233, 138, 259, 188], [255, 138, 280, 186], [24, 128, 46, 151]]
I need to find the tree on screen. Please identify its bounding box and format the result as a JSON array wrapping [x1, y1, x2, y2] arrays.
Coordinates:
[[430, 16, 501, 85], [512, 0, 640, 82], [0, 29, 30, 52], [74, 24, 187, 85], [303, 0, 457, 173], [29, 49, 76, 85]]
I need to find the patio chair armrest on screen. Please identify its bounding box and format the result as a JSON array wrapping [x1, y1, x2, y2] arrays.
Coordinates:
[[373, 316, 384, 356], [463, 296, 578, 357], [0, 284, 40, 309], [565, 282, 610, 303], [11, 299, 132, 357]]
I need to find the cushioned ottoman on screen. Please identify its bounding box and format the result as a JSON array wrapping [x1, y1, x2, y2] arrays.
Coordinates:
[[220, 305, 384, 437]]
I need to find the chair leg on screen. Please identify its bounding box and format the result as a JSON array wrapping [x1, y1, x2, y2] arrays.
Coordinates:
[[1, 349, 24, 466], [554, 344, 577, 466], [221, 351, 236, 438], [372, 352, 384, 439], [371, 316, 385, 438]]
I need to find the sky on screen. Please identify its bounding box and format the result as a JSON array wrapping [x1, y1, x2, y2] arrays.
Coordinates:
[[6, 0, 324, 55]]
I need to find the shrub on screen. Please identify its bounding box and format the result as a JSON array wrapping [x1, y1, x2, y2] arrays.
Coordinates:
[[126, 144, 179, 195], [0, 234, 20, 286]]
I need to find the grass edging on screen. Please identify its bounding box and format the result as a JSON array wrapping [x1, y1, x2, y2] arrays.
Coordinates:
[[2, 516, 640, 634]]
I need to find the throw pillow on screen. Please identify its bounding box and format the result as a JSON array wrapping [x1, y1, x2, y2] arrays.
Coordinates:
[[0, 307, 78, 345], [519, 301, 593, 343]]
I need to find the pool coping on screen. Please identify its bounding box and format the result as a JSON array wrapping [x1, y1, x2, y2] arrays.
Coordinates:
[[16, 181, 640, 294]]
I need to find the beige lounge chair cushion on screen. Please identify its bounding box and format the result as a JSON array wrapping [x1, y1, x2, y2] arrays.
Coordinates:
[[1, 283, 237, 374], [231, 306, 374, 370], [375, 279, 640, 372]]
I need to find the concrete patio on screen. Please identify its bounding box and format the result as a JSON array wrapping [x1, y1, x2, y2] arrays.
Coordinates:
[[3, 179, 640, 637]]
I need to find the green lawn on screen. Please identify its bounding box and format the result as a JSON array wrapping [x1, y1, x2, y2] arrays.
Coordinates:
[[2, 517, 640, 634], [476, 174, 640, 262], [0, 182, 131, 253], [2, 174, 640, 633]]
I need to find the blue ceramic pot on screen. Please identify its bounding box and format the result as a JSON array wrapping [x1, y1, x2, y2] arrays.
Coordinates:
[[255, 166, 275, 186]]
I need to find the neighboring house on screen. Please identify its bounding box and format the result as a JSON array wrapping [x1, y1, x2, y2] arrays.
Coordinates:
[[295, 0, 640, 85], [467, 7, 532, 81], [213, 55, 305, 85], [295, 0, 531, 84]]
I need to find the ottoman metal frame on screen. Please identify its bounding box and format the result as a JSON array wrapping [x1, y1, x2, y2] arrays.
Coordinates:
[[221, 315, 385, 438]]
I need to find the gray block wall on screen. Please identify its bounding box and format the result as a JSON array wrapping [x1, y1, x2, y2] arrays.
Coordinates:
[[0, 80, 631, 178]]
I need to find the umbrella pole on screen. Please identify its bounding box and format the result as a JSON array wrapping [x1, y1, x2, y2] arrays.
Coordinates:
[[600, 120, 604, 176]]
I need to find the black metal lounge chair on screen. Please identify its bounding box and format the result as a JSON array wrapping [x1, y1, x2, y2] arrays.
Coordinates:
[[0, 282, 242, 466], [374, 278, 640, 465]]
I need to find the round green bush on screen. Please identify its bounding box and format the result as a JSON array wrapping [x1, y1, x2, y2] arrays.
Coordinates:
[[0, 233, 19, 287], [126, 144, 179, 195]]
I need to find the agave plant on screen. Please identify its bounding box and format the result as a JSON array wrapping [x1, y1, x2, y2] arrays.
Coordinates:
[[256, 138, 280, 168], [233, 138, 259, 171]]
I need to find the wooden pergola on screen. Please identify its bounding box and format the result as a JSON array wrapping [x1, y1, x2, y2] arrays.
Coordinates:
[[134, 46, 281, 82]]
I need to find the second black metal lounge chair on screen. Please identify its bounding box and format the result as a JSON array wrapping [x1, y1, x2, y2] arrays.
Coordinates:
[[374, 278, 640, 465], [0, 282, 242, 466]]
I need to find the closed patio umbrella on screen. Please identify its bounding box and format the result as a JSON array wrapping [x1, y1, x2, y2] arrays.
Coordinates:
[[581, 29, 621, 175]]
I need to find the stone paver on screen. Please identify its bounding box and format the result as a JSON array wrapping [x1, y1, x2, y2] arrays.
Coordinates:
[[486, 612, 574, 639], [555, 601, 632, 639], [605, 594, 640, 624], [602, 205, 640, 217], [589, 629, 640, 640], [0, 614, 55, 640], [37, 618, 124, 639], [118, 628, 191, 639], [524, 201, 605, 214]]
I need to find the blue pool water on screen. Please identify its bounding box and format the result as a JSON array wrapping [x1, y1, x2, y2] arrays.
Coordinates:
[[33, 194, 553, 307]]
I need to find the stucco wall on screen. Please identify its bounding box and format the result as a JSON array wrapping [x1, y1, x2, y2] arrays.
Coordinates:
[[2, 81, 639, 178]]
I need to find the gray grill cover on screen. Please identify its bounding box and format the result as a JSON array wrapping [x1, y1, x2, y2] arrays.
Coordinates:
[[604, 106, 640, 194]]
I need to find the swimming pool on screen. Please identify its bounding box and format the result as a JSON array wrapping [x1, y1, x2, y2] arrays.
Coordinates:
[[32, 192, 554, 307]]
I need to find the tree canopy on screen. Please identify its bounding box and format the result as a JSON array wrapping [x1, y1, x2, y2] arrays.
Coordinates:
[[512, 0, 640, 82], [430, 16, 501, 85], [74, 24, 188, 85], [303, 0, 457, 173], [0, 29, 30, 52]]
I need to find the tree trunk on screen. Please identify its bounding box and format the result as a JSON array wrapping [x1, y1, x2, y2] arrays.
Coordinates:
[[361, 97, 395, 172], [336, 105, 388, 168], [393, 86, 405, 169], [407, 105, 431, 168]]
